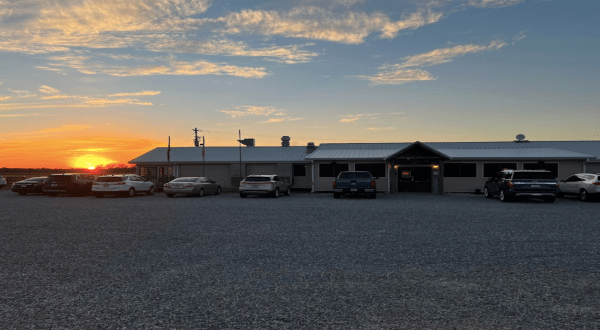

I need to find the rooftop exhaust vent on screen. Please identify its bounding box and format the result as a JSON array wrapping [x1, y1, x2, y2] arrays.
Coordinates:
[[281, 136, 290, 147]]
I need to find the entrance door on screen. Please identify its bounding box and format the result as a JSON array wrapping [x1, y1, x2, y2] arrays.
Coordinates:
[[398, 167, 432, 192]]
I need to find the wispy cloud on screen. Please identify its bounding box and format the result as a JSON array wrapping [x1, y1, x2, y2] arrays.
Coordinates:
[[1, 124, 92, 136], [39, 85, 60, 94], [0, 113, 51, 117], [40, 54, 269, 78], [108, 91, 161, 97], [367, 127, 395, 131], [354, 39, 508, 85], [468, 0, 526, 8], [0, 96, 10, 101], [217, 7, 443, 44], [339, 113, 380, 123], [257, 117, 304, 124], [218, 105, 286, 118]]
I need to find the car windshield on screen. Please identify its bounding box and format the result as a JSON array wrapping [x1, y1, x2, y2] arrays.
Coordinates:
[[97, 176, 125, 182], [338, 172, 372, 179], [245, 177, 270, 182], [172, 178, 198, 182], [512, 172, 555, 180], [48, 175, 74, 182]]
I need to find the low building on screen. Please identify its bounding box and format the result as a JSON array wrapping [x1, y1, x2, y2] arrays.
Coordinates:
[[129, 139, 316, 189], [130, 137, 600, 194]]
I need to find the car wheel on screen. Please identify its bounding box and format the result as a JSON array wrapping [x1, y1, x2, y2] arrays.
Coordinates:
[[166, 193, 174, 198], [580, 190, 588, 202], [126, 188, 135, 198], [271, 188, 279, 198], [216, 187, 221, 195], [543, 196, 556, 203], [499, 190, 510, 202], [199, 189, 204, 197], [333, 192, 340, 198], [370, 193, 377, 199], [147, 186, 155, 196], [484, 187, 493, 198], [285, 187, 291, 196], [240, 192, 247, 198]]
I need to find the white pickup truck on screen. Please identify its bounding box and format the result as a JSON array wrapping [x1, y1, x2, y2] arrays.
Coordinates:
[[333, 171, 377, 199]]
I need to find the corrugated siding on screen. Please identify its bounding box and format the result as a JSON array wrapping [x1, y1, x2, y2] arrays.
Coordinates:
[[586, 163, 600, 173]]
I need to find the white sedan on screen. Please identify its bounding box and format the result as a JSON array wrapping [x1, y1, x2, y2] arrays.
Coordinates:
[[92, 175, 155, 198]]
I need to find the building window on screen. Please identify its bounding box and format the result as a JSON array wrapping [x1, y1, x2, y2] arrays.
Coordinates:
[[444, 163, 476, 177], [293, 164, 306, 177], [319, 163, 349, 177], [139, 167, 156, 178], [523, 162, 558, 178], [355, 163, 386, 177], [483, 163, 517, 178]]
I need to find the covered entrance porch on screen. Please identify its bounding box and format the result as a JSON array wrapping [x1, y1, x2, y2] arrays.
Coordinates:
[[387, 142, 449, 194]]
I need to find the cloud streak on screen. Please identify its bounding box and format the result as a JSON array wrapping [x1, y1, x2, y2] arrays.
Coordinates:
[[217, 7, 443, 44], [354, 39, 508, 85]]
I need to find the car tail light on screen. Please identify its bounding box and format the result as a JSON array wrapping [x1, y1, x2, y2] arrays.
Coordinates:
[[333, 181, 337, 188], [371, 181, 376, 187], [507, 182, 514, 188], [240, 181, 247, 185], [593, 182, 600, 186]]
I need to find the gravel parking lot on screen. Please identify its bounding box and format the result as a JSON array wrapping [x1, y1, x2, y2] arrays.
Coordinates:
[[1, 190, 599, 329]]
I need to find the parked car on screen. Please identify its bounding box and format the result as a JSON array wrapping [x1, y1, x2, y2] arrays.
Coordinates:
[[484, 170, 560, 203], [163, 177, 222, 198], [239, 175, 291, 198], [559, 173, 600, 201], [11, 177, 47, 195], [43, 173, 96, 196], [333, 171, 377, 199], [0, 176, 6, 189], [92, 174, 155, 198]]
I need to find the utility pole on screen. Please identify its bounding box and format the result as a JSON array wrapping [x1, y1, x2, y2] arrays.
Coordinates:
[[238, 130, 242, 182]]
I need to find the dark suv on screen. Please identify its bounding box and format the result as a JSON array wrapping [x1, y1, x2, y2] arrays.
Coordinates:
[[43, 173, 96, 196], [484, 170, 560, 203]]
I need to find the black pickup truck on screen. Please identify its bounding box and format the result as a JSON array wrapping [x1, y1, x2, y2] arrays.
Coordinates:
[[333, 171, 377, 199]]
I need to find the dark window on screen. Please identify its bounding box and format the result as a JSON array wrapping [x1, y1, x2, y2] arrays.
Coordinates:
[[483, 163, 517, 178], [444, 163, 476, 177], [319, 163, 349, 177], [523, 163, 558, 178], [354, 163, 386, 177], [97, 176, 125, 182], [293, 164, 306, 177], [244, 177, 270, 182]]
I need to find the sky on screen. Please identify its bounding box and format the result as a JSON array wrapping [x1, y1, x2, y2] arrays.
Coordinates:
[[0, 0, 599, 168]]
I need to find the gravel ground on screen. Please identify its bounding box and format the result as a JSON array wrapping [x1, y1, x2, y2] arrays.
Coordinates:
[[1, 189, 599, 329]]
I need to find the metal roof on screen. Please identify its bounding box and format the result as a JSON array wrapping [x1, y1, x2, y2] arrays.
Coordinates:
[[305, 148, 400, 160], [130, 146, 311, 164], [437, 148, 595, 160]]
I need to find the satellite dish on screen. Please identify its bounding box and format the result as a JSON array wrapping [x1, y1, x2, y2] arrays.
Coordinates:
[[516, 134, 525, 141]]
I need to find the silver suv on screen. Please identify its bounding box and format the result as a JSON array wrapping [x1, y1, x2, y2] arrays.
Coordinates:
[[559, 173, 600, 201], [239, 175, 291, 198]]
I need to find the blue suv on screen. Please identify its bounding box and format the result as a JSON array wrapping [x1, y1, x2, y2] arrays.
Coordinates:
[[484, 170, 560, 203]]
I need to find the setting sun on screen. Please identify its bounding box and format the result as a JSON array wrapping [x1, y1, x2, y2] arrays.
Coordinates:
[[73, 155, 114, 169]]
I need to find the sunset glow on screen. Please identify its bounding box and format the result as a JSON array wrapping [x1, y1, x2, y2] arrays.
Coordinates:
[[0, 1, 598, 168]]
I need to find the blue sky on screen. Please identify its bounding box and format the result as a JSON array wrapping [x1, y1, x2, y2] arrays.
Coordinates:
[[0, 0, 598, 167]]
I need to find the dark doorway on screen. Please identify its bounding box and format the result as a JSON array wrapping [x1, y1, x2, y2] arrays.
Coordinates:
[[398, 166, 432, 192]]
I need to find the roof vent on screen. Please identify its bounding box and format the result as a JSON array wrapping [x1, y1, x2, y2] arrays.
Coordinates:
[[281, 136, 290, 147], [306, 142, 317, 153], [514, 134, 529, 143]]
